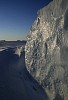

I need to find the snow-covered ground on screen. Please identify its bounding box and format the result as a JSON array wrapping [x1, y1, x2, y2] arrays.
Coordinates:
[[0, 46, 48, 100]]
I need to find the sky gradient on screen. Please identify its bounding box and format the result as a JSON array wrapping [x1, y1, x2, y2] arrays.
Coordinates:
[[0, 0, 53, 41]]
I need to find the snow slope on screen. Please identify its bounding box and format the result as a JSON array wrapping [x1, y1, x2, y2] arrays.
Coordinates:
[[0, 47, 48, 100]]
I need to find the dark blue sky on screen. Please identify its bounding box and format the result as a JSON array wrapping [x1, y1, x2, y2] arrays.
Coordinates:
[[0, 0, 53, 40]]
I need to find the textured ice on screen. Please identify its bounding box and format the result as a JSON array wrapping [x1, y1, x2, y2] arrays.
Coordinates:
[[25, 0, 68, 100]]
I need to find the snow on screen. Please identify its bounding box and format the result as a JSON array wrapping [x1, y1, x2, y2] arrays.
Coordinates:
[[0, 47, 48, 100]]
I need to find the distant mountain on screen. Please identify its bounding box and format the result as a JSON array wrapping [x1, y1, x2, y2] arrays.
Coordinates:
[[25, 0, 68, 100], [0, 40, 26, 48]]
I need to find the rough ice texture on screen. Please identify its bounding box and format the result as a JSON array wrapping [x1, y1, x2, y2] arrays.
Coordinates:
[[25, 0, 68, 100]]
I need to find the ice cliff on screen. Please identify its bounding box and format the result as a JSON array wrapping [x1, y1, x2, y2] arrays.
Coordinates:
[[25, 0, 68, 100]]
